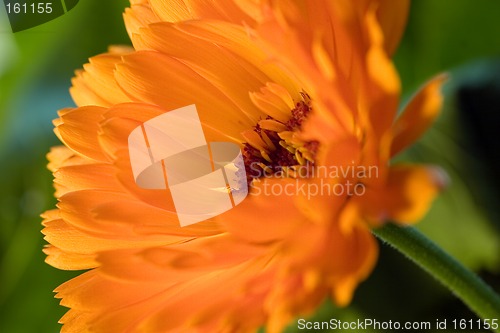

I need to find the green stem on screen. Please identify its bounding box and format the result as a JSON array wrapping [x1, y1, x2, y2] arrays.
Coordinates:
[[373, 224, 500, 332]]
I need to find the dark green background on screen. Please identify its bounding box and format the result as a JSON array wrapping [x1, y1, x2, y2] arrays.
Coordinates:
[[0, 1, 499, 332], [3, 0, 67, 33]]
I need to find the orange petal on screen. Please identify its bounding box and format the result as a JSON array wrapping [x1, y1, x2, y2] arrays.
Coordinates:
[[42, 210, 203, 270], [43, 245, 98, 270], [70, 70, 110, 107], [148, 0, 192, 22], [218, 178, 304, 243], [58, 189, 220, 238], [133, 259, 270, 332], [331, 224, 378, 306], [319, 134, 362, 172], [132, 22, 269, 123], [70, 49, 133, 107], [123, 2, 161, 39], [54, 106, 109, 162], [365, 7, 400, 95], [47, 146, 91, 172], [56, 257, 270, 332], [149, 0, 256, 25], [53, 163, 120, 197], [115, 51, 255, 143], [391, 74, 448, 156], [55, 270, 168, 315], [97, 236, 266, 282], [241, 129, 268, 152], [249, 83, 293, 123], [173, 21, 300, 97], [376, 0, 410, 55], [385, 164, 447, 224], [97, 102, 166, 157]]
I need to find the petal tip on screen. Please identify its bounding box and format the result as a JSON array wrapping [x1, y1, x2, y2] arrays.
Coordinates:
[[426, 165, 450, 192]]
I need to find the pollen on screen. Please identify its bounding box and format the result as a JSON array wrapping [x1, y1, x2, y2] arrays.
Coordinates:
[[242, 94, 319, 184]]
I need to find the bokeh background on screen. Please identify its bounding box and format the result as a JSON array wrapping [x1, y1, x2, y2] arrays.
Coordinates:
[[0, 1, 499, 332]]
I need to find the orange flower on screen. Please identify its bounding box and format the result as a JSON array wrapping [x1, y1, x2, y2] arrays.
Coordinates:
[[43, 1, 446, 332]]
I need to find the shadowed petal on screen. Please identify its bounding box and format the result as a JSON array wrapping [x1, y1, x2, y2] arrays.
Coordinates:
[[391, 74, 448, 156]]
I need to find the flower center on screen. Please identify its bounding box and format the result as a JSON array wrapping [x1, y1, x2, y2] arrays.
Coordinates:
[[242, 93, 319, 184]]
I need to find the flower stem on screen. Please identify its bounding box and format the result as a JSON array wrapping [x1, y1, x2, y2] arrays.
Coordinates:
[[373, 224, 500, 332]]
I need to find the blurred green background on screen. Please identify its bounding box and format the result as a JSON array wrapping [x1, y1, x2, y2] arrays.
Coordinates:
[[0, 1, 499, 332]]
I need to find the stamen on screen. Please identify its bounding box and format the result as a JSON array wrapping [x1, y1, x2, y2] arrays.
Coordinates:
[[241, 94, 319, 185], [302, 151, 315, 163], [259, 119, 288, 132], [258, 162, 272, 174], [260, 150, 272, 163], [295, 150, 305, 166], [241, 129, 268, 152], [260, 131, 276, 151]]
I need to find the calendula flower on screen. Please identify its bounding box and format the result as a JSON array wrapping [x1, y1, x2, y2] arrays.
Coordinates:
[[42, 0, 447, 332]]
